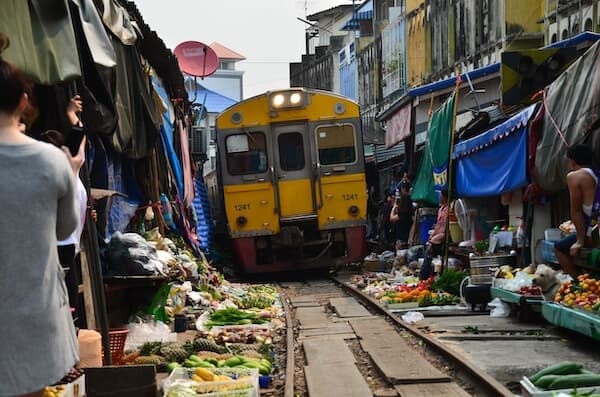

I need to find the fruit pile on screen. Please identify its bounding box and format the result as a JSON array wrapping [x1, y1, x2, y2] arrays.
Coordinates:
[[165, 367, 258, 396], [555, 273, 600, 312], [42, 386, 64, 397], [379, 278, 434, 304], [518, 285, 542, 296], [180, 354, 272, 375], [122, 339, 274, 375]]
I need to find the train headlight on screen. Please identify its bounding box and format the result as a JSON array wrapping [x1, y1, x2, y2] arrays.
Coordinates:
[[236, 216, 248, 226], [272, 94, 285, 107], [348, 205, 360, 217], [269, 90, 307, 110], [290, 92, 302, 104]]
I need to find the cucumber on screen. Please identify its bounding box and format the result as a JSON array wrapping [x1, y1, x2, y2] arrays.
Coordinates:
[[547, 374, 600, 390], [529, 362, 584, 382], [533, 375, 562, 389]]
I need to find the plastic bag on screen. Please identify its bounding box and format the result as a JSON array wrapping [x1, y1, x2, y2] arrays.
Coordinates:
[[77, 329, 102, 368], [488, 297, 511, 317], [401, 311, 424, 324], [124, 319, 176, 351]]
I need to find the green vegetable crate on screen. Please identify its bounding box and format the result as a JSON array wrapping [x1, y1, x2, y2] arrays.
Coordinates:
[[521, 375, 600, 397]]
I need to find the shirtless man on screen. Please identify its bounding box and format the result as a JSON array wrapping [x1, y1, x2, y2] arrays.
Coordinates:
[[555, 144, 598, 277]]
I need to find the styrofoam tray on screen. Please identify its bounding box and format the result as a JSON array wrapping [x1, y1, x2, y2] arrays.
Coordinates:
[[163, 367, 259, 396]]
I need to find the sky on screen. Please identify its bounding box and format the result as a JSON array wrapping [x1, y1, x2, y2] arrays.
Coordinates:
[[134, 0, 354, 99]]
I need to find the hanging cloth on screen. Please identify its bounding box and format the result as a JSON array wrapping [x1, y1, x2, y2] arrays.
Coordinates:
[[178, 120, 195, 207], [411, 93, 455, 205], [111, 36, 160, 158], [0, 0, 81, 84]]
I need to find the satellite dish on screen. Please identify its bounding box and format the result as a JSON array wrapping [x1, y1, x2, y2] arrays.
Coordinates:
[[174, 41, 219, 77]]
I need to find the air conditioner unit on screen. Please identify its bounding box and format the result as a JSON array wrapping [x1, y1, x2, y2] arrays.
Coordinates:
[[548, 22, 558, 44]]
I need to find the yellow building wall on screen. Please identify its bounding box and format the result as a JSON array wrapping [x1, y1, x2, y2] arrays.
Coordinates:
[[505, 0, 544, 33], [406, 0, 421, 13], [406, 4, 428, 87]]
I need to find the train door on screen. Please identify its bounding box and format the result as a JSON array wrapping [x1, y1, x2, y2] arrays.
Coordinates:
[[221, 131, 280, 236], [272, 124, 315, 219], [313, 122, 367, 229]]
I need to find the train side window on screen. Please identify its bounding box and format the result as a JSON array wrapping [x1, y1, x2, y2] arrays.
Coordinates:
[[225, 132, 268, 175], [316, 124, 356, 165], [278, 132, 305, 171]]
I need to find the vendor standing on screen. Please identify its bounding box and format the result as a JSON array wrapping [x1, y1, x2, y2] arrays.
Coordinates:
[[555, 144, 599, 278], [419, 190, 449, 280], [390, 180, 414, 248]]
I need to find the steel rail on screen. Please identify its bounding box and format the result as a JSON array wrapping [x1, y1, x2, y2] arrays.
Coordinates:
[[332, 277, 514, 397], [279, 286, 295, 397]]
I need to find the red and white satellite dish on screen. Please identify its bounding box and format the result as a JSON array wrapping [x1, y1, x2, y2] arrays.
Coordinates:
[[174, 41, 219, 77]]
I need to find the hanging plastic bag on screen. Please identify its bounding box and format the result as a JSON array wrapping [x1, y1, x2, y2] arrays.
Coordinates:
[[488, 297, 511, 317]]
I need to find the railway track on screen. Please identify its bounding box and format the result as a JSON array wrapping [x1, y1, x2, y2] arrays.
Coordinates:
[[274, 271, 600, 397]]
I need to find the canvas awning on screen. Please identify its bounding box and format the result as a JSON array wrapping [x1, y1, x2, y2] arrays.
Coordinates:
[[385, 103, 411, 148], [452, 105, 536, 197], [1, 0, 81, 84], [535, 40, 600, 191]]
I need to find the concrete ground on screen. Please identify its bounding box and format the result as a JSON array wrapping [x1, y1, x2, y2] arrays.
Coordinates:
[[415, 313, 600, 388]]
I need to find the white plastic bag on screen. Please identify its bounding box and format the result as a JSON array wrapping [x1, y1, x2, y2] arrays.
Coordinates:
[[488, 297, 511, 317], [124, 319, 176, 350], [401, 311, 424, 324]]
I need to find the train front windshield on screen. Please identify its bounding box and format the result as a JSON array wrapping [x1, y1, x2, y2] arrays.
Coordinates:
[[225, 132, 268, 175], [316, 124, 357, 165]]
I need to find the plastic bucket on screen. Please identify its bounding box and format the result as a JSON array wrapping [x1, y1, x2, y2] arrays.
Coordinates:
[[449, 221, 463, 243], [419, 216, 436, 244]]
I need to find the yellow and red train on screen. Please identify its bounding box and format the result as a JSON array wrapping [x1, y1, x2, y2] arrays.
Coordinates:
[[207, 88, 367, 273]]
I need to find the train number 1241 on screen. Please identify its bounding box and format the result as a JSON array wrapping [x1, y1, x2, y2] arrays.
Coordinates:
[[234, 203, 251, 211], [342, 193, 358, 201]]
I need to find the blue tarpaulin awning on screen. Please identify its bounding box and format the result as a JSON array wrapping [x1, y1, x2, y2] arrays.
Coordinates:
[[341, 0, 373, 30], [452, 105, 537, 197]]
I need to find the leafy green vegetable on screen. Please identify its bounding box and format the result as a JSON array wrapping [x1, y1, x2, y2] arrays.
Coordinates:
[[205, 307, 268, 327], [431, 268, 468, 296]]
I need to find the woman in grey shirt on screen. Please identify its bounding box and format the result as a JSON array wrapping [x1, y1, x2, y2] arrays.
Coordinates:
[[0, 34, 81, 397]]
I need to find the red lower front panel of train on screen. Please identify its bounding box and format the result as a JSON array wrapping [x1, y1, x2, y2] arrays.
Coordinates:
[[232, 226, 366, 274]]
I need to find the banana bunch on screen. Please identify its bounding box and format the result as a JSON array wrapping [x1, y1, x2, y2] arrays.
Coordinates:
[[494, 265, 515, 279], [42, 386, 64, 397]]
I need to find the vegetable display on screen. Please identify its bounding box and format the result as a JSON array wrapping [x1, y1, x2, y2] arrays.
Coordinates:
[[430, 269, 468, 296], [206, 308, 269, 327], [528, 361, 600, 391]]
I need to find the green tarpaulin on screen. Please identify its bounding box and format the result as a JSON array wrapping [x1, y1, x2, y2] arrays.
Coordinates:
[[1, 0, 81, 85], [411, 93, 455, 205]]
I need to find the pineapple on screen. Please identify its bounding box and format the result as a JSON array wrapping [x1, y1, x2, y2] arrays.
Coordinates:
[[192, 338, 228, 354], [139, 341, 163, 356], [134, 354, 168, 372], [160, 344, 188, 363]]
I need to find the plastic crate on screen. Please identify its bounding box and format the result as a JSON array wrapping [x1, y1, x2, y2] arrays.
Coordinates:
[[163, 367, 259, 397], [540, 240, 559, 264], [544, 228, 562, 241]]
